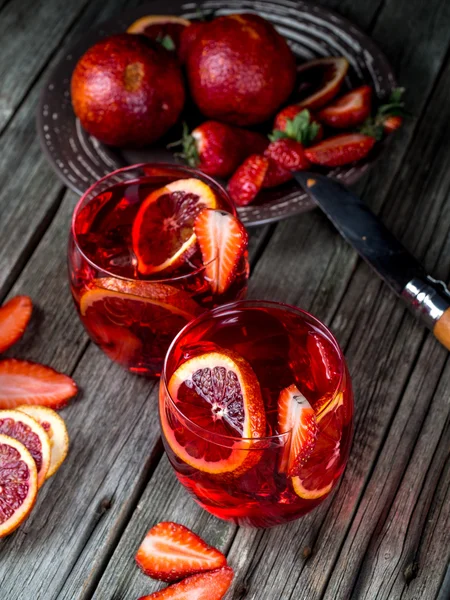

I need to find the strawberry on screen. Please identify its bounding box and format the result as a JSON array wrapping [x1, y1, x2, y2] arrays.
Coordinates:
[[138, 566, 234, 600], [277, 384, 317, 476], [383, 115, 403, 134], [262, 139, 310, 188], [194, 209, 248, 294], [317, 85, 372, 128], [272, 107, 323, 145], [136, 522, 226, 582], [0, 296, 32, 354], [360, 87, 407, 140], [304, 133, 376, 167], [170, 121, 268, 178], [227, 154, 269, 206], [0, 359, 78, 410]]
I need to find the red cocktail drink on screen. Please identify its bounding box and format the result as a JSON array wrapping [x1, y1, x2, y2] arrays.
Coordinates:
[[160, 301, 353, 527], [68, 164, 249, 376]]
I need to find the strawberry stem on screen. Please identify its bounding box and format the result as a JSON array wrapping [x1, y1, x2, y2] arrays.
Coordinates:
[[360, 87, 409, 139], [269, 110, 320, 146], [166, 123, 200, 167]]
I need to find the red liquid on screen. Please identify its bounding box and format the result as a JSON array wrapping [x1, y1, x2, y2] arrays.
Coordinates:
[[160, 303, 353, 527], [68, 175, 248, 376]]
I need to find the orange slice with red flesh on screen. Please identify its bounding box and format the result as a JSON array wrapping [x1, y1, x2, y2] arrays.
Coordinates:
[[132, 179, 218, 276], [296, 57, 349, 110], [292, 391, 346, 499], [17, 406, 69, 479], [161, 348, 266, 475], [0, 434, 38, 538], [194, 209, 248, 295], [0, 409, 51, 488], [277, 384, 318, 476], [127, 15, 190, 49]]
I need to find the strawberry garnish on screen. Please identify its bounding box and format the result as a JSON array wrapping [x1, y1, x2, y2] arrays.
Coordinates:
[[317, 85, 372, 129], [171, 121, 268, 179], [138, 566, 234, 600], [271, 108, 322, 146], [227, 154, 269, 206], [304, 133, 376, 167], [0, 296, 32, 354], [136, 522, 227, 582], [194, 209, 248, 295], [278, 384, 317, 476], [0, 359, 78, 410]]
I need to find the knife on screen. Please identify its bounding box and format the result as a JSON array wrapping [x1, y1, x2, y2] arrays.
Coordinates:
[[293, 171, 450, 351]]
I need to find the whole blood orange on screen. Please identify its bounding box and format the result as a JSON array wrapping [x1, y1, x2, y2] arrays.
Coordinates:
[[186, 14, 296, 126], [71, 34, 185, 147], [161, 348, 266, 475], [0, 434, 38, 538]]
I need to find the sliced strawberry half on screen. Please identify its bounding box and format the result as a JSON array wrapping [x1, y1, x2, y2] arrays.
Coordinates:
[[227, 154, 269, 207], [136, 521, 226, 582], [194, 209, 248, 295], [0, 296, 32, 354], [278, 384, 318, 476], [138, 566, 234, 600], [317, 85, 372, 129], [304, 133, 376, 167], [0, 359, 78, 410]]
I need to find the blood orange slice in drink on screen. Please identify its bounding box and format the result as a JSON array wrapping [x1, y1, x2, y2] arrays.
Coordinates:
[[132, 179, 217, 275], [0, 434, 38, 537], [161, 348, 266, 475], [17, 406, 69, 479], [0, 409, 51, 488], [292, 392, 347, 499]]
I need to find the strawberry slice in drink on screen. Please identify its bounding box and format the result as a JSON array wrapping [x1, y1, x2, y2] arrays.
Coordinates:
[[0, 296, 32, 354], [132, 178, 217, 275], [136, 521, 226, 582], [194, 209, 248, 294], [292, 391, 349, 499], [138, 566, 234, 600], [277, 384, 318, 476], [161, 348, 266, 475]]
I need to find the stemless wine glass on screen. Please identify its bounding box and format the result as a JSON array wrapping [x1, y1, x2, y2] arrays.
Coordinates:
[[159, 300, 354, 528], [68, 164, 249, 377]]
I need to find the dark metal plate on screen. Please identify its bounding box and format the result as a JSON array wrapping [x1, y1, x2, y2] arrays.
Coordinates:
[[37, 0, 396, 226]]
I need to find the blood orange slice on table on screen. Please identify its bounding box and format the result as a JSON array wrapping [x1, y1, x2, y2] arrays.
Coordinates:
[[132, 179, 218, 275], [161, 348, 266, 475], [295, 57, 349, 110], [0, 434, 38, 538], [292, 391, 349, 499], [0, 409, 51, 488], [17, 406, 69, 479]]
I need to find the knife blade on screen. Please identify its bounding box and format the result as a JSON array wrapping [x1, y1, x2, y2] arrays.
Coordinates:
[[293, 171, 450, 351]]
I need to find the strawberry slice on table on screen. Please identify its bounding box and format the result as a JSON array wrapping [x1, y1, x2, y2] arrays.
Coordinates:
[[138, 566, 234, 600], [136, 521, 227, 582], [0, 296, 32, 354], [0, 359, 78, 410], [278, 384, 318, 477], [227, 154, 269, 206], [171, 121, 268, 179], [317, 85, 372, 129], [194, 209, 248, 295], [262, 139, 310, 188], [304, 133, 376, 167]]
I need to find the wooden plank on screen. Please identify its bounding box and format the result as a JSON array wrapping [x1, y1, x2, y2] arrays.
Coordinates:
[[0, 0, 90, 131]]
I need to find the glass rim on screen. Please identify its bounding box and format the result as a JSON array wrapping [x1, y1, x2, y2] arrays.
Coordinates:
[[161, 299, 347, 445], [70, 162, 232, 284]]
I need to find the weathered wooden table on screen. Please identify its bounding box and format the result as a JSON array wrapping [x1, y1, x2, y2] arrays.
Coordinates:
[[1, 0, 449, 598]]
